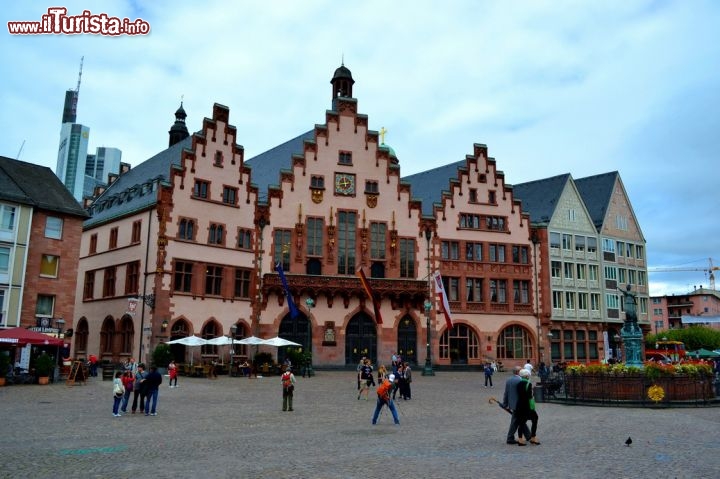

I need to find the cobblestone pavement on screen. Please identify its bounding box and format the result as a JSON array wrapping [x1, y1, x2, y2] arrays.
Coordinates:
[[0, 370, 718, 479]]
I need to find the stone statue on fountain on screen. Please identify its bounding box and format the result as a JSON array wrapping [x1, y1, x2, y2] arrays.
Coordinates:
[[620, 285, 644, 368]]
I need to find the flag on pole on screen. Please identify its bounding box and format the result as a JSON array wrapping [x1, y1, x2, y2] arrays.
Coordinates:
[[356, 268, 383, 324], [433, 271, 454, 330], [275, 263, 299, 319]]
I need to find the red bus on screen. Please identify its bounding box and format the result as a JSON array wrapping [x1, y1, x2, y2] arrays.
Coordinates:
[[645, 340, 686, 363]]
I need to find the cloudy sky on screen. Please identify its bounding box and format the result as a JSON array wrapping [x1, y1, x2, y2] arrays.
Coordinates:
[[1, 1, 718, 296]]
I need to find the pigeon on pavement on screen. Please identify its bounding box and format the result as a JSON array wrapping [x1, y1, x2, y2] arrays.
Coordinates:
[[625, 437, 632, 446]]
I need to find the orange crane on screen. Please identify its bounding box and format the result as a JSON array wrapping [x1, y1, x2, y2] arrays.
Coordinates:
[[648, 258, 718, 290]]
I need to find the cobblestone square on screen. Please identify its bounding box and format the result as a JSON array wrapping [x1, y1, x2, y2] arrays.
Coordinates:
[[0, 371, 717, 478]]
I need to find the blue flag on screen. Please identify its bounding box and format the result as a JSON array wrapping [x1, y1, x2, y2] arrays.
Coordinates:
[[275, 263, 299, 319]]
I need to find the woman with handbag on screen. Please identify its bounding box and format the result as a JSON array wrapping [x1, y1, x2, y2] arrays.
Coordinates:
[[112, 371, 125, 417]]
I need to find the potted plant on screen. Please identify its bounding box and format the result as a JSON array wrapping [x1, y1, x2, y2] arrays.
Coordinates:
[[35, 354, 55, 385], [151, 343, 173, 374]]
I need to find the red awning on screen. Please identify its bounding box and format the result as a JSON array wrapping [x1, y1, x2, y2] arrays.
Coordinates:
[[0, 327, 64, 347]]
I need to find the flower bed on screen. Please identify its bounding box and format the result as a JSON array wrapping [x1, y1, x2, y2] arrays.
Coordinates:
[[562, 362, 715, 403]]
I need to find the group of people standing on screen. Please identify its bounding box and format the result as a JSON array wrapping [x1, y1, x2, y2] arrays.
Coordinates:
[[111, 359, 163, 417]]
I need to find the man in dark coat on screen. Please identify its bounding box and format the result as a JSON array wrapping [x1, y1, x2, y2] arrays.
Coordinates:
[[501, 366, 530, 445], [143, 366, 163, 416]]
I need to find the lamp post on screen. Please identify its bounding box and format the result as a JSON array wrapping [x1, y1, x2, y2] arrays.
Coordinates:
[[422, 227, 435, 376], [230, 324, 237, 377], [546, 331, 553, 365], [303, 297, 315, 377], [54, 319, 65, 383]]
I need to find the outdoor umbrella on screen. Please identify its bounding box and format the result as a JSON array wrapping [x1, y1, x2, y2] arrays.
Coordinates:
[[237, 336, 265, 345], [687, 348, 720, 359], [261, 336, 301, 347], [205, 336, 235, 346], [0, 327, 63, 347], [166, 335, 208, 346]]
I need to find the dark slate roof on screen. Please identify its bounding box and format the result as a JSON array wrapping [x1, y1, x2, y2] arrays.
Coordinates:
[[245, 130, 316, 203], [0, 155, 88, 218], [401, 160, 466, 216], [512, 174, 571, 225], [574, 171, 619, 230], [84, 136, 192, 228]]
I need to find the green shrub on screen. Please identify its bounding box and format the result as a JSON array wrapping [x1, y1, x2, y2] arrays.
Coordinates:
[[151, 343, 173, 368], [253, 351, 273, 366], [34, 354, 55, 377]]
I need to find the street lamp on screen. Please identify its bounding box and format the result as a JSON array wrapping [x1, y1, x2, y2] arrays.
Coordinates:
[[422, 227, 435, 376], [230, 324, 237, 377], [303, 297, 315, 377], [53, 319, 65, 383]]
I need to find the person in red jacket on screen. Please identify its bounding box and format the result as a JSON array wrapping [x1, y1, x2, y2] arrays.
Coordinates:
[[371, 374, 400, 425]]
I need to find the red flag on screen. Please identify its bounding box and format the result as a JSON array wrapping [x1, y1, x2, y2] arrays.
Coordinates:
[[357, 268, 383, 324], [433, 271, 454, 330]]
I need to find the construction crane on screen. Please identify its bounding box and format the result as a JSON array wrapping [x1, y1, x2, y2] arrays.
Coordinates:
[[648, 258, 718, 291]]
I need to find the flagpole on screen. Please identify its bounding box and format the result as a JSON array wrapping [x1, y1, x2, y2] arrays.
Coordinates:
[[422, 227, 435, 376]]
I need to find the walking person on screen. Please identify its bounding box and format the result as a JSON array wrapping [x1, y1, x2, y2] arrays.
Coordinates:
[[393, 363, 404, 400], [168, 360, 178, 388], [377, 364, 388, 382], [112, 371, 125, 417], [484, 362, 494, 388], [88, 353, 98, 377], [516, 368, 540, 445], [357, 359, 373, 400], [120, 370, 134, 414], [372, 374, 400, 425], [131, 363, 147, 414], [501, 366, 531, 445], [144, 366, 163, 416], [281, 366, 296, 411], [400, 362, 412, 399], [356, 357, 366, 391]]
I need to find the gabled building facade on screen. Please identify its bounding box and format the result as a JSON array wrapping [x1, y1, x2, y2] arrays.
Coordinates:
[[73, 65, 650, 369], [515, 174, 615, 363]]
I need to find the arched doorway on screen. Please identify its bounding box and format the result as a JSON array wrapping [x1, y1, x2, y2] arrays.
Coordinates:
[[439, 324, 480, 364], [169, 319, 191, 363], [278, 312, 311, 364], [496, 325, 533, 361], [345, 311, 377, 365], [397, 315, 417, 364]]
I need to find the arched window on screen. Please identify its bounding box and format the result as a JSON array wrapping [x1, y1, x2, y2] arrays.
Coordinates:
[[75, 318, 89, 354], [179, 219, 195, 241], [118, 315, 134, 354], [231, 322, 249, 357], [439, 324, 479, 364], [201, 321, 219, 356], [100, 316, 115, 356], [496, 325, 533, 360]]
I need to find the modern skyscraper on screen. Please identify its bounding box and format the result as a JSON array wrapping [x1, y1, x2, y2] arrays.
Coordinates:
[[55, 60, 122, 202], [84, 146, 122, 198], [56, 117, 90, 202]]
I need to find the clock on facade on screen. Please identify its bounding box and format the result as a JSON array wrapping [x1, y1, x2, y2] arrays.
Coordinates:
[[334, 173, 356, 195]]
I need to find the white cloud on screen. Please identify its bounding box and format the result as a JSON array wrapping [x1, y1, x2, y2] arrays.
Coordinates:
[[1, 0, 718, 295]]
